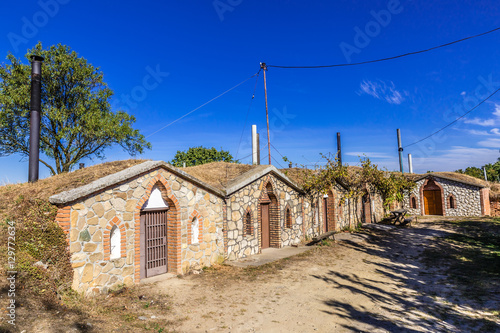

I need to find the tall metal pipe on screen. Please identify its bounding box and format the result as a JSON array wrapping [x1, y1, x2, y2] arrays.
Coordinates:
[[397, 129, 404, 174], [408, 154, 413, 174], [252, 125, 258, 165], [337, 132, 342, 166], [29, 55, 44, 182]]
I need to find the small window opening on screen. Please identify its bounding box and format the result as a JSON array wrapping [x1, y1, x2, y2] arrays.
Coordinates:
[[192, 217, 199, 244], [449, 196, 455, 209], [285, 208, 292, 228], [245, 212, 252, 235], [110, 225, 121, 260], [411, 197, 417, 209]]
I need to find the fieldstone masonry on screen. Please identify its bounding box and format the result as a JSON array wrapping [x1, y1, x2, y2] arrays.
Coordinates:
[[50, 161, 404, 296], [404, 175, 487, 216]]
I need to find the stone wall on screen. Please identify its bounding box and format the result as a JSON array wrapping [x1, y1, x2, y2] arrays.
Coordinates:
[[403, 176, 483, 216], [61, 167, 224, 295], [490, 198, 500, 217], [225, 174, 303, 260]]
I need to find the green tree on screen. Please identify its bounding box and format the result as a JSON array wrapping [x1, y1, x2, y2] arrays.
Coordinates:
[[0, 43, 151, 175], [170, 146, 237, 167], [456, 158, 500, 182]]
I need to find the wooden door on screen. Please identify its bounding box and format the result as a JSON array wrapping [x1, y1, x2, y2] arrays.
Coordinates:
[[261, 203, 270, 249], [140, 209, 168, 278], [423, 190, 443, 215], [362, 194, 372, 223], [323, 198, 328, 232]]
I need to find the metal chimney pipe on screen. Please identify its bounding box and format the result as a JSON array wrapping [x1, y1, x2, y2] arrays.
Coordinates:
[[397, 129, 404, 174], [483, 167, 488, 181], [252, 125, 258, 165], [29, 55, 44, 182], [408, 154, 413, 174], [336, 132, 342, 166]]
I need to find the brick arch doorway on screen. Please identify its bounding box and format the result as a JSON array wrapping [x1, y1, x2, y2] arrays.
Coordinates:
[[260, 182, 280, 249], [138, 182, 179, 279], [422, 179, 444, 215]]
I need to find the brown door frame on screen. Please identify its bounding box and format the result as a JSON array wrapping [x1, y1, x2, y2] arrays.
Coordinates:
[[140, 207, 168, 278]]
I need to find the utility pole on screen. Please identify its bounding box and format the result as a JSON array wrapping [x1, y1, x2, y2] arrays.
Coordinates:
[[29, 55, 44, 182], [397, 129, 404, 174], [336, 132, 342, 166], [261, 62, 272, 165]]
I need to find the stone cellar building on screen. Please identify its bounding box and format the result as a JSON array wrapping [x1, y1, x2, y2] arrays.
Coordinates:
[[403, 173, 490, 216], [49, 161, 365, 295]]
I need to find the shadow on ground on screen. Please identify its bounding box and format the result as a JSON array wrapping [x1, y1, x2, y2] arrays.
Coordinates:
[[311, 221, 500, 332]]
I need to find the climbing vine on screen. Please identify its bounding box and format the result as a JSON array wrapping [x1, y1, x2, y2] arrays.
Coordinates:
[[296, 154, 415, 210]]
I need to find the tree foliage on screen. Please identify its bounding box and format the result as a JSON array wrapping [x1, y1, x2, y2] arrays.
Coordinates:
[[0, 43, 151, 175], [456, 158, 500, 182], [169, 146, 237, 167]]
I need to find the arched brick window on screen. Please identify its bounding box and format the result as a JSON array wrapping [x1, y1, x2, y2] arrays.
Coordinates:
[[448, 194, 456, 209], [245, 211, 252, 235], [409, 194, 418, 209], [104, 216, 126, 261], [110, 225, 121, 260], [191, 217, 199, 244], [285, 207, 292, 228]]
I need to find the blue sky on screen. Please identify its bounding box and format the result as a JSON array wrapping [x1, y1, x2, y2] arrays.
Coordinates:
[[1, 0, 500, 183]]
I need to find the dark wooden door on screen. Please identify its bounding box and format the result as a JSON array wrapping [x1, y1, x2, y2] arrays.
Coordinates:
[[261, 203, 270, 249], [140, 209, 168, 278], [323, 198, 328, 232], [423, 190, 443, 215]]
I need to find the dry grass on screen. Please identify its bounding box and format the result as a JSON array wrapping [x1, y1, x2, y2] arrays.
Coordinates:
[[0, 159, 147, 218], [180, 162, 256, 191]]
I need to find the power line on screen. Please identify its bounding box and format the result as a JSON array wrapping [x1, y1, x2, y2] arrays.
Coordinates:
[[146, 72, 260, 138], [271, 154, 285, 169], [235, 70, 261, 160], [404, 87, 500, 148], [267, 26, 500, 69]]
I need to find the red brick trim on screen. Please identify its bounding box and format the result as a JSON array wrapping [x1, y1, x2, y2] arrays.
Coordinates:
[[420, 178, 445, 216], [103, 216, 127, 260], [188, 210, 203, 245], [134, 172, 181, 282], [480, 188, 490, 216], [55, 206, 71, 243]]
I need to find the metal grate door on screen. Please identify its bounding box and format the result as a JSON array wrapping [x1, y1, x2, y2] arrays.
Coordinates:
[[141, 209, 168, 277]]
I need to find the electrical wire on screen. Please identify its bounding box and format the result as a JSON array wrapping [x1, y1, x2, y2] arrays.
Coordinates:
[[404, 87, 500, 148], [234, 142, 269, 163], [271, 154, 285, 169], [267, 26, 500, 69], [146, 72, 260, 138], [235, 70, 261, 160]]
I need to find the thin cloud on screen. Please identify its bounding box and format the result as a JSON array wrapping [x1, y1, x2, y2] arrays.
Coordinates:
[[358, 80, 408, 105], [412, 146, 499, 172], [463, 102, 500, 127]]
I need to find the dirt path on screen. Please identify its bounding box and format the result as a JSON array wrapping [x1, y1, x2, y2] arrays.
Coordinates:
[[13, 219, 500, 332], [133, 219, 497, 333]]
